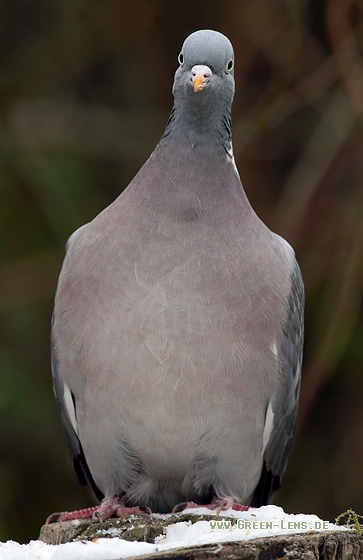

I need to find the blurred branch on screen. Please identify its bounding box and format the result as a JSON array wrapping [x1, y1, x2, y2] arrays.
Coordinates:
[[233, 51, 340, 154], [8, 98, 165, 159], [294, 0, 363, 425], [272, 86, 356, 243], [326, 0, 363, 117], [298, 150, 363, 425]]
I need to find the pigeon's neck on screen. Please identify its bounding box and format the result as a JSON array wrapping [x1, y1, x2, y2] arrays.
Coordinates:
[[160, 104, 233, 157], [144, 102, 253, 216]]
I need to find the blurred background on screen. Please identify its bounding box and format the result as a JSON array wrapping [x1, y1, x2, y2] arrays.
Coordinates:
[[1, 0, 363, 544]]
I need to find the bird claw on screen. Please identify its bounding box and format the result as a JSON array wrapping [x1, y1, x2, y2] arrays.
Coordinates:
[[46, 505, 100, 523], [46, 512, 62, 524], [172, 502, 190, 513], [46, 495, 152, 523]]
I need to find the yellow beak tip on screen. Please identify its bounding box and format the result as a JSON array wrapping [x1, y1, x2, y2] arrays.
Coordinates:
[[193, 74, 204, 93]]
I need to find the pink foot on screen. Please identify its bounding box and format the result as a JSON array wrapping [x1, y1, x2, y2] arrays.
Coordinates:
[[172, 496, 250, 514], [46, 495, 151, 523]]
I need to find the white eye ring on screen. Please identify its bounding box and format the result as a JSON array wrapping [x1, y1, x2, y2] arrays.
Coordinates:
[[178, 52, 185, 67], [226, 59, 234, 73]]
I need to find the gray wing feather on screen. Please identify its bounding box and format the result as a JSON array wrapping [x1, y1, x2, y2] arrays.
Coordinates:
[[51, 326, 83, 483], [252, 262, 304, 506], [51, 224, 104, 500]]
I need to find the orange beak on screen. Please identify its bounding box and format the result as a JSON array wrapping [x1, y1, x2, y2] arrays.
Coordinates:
[[193, 73, 205, 93]]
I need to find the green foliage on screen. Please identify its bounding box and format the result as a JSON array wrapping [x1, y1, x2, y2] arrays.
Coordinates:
[[336, 509, 363, 536]]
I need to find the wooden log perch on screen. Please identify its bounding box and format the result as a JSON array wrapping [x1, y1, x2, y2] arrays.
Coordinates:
[[38, 513, 363, 559]]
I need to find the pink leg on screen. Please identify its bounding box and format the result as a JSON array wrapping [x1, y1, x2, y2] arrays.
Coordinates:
[[46, 495, 151, 523], [173, 496, 250, 514]]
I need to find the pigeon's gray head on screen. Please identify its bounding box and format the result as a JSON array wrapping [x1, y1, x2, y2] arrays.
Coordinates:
[[171, 30, 235, 126]]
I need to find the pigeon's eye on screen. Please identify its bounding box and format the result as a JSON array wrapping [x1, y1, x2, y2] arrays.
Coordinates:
[[226, 59, 234, 73], [178, 52, 185, 67]]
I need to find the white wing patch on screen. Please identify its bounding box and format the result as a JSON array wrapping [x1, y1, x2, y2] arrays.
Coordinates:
[[63, 383, 78, 435], [262, 400, 274, 455], [261, 344, 278, 454], [226, 141, 240, 178]]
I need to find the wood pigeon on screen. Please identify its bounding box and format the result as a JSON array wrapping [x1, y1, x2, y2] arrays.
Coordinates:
[[49, 29, 304, 522]]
